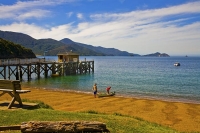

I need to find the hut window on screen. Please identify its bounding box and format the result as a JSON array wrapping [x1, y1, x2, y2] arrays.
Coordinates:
[[60, 55, 63, 59]]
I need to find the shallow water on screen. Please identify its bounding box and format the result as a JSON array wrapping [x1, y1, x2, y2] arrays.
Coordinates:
[[21, 56, 200, 103]]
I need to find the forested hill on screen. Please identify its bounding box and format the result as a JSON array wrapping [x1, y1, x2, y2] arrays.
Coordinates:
[[0, 38, 36, 59], [0, 30, 139, 56]]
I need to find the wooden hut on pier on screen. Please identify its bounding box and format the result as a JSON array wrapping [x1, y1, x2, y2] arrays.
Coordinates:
[[57, 51, 79, 62]]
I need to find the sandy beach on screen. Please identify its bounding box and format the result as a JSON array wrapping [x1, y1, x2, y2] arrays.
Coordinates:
[[1, 87, 200, 132]]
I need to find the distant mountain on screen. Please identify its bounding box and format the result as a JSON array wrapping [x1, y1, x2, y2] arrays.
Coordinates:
[[0, 30, 138, 56], [60, 38, 139, 56], [60, 38, 74, 44], [0, 38, 36, 59], [143, 52, 170, 57], [75, 42, 137, 56], [60, 38, 105, 56]]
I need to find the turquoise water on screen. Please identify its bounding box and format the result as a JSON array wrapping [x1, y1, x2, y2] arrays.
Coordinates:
[[23, 56, 200, 103]]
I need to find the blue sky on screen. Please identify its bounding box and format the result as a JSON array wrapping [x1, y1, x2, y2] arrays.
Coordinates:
[[0, 0, 200, 56]]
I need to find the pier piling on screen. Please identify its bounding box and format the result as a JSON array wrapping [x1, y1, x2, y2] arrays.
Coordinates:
[[0, 58, 94, 81]]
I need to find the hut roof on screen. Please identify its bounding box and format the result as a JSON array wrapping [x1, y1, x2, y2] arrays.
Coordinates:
[[57, 52, 79, 56]]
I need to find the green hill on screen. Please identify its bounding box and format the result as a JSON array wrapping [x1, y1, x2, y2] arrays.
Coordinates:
[[0, 38, 36, 59], [60, 38, 135, 56], [0, 30, 138, 56]]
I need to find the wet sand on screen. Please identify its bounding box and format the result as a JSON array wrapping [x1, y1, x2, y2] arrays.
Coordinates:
[[1, 87, 200, 132]]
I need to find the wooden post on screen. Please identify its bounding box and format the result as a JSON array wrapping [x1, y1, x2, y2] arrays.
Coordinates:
[[4, 66, 6, 79], [79, 62, 82, 74], [27, 65, 30, 81], [19, 66, 23, 81], [37, 63, 40, 79], [85, 62, 87, 74], [65, 63, 70, 75], [44, 63, 48, 78], [8, 66, 11, 79], [16, 66, 19, 80], [58, 64, 62, 76], [52, 63, 56, 74], [92, 61, 94, 73], [88, 62, 91, 73], [76, 62, 78, 74]]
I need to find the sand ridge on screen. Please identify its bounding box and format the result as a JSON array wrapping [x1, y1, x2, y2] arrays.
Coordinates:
[[0, 88, 200, 132]]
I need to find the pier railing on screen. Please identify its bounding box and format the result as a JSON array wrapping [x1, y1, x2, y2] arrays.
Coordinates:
[[0, 58, 94, 66], [0, 58, 94, 81], [0, 58, 46, 65]]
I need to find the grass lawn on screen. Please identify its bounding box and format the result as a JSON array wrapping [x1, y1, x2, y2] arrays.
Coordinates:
[[0, 101, 180, 133]]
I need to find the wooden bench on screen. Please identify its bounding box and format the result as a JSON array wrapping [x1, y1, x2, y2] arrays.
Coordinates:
[[0, 80, 31, 109]]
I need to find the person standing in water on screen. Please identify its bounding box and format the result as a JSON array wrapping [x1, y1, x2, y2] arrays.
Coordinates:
[[92, 83, 98, 98]]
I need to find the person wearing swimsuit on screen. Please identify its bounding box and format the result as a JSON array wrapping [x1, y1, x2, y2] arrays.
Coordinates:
[[93, 83, 97, 98]]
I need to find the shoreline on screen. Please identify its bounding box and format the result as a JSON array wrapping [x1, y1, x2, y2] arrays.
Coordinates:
[[1, 87, 200, 132], [29, 86, 200, 105]]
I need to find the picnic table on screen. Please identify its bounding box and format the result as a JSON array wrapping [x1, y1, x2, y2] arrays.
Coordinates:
[[0, 80, 30, 109]]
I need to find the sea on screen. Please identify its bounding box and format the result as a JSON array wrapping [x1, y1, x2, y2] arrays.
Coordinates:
[[21, 56, 200, 104]]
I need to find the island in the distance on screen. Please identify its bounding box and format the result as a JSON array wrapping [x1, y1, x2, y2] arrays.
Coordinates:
[[143, 52, 170, 57]]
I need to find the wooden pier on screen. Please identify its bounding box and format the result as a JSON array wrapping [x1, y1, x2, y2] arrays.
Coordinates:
[[0, 58, 94, 81]]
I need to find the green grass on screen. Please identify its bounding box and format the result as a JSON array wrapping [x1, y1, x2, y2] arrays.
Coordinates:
[[22, 99, 53, 109], [0, 100, 180, 133]]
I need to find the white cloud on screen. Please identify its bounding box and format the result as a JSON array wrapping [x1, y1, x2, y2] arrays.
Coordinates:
[[0, 22, 47, 36], [66, 12, 73, 18], [0, 0, 77, 20], [90, 1, 200, 22], [77, 13, 84, 19], [17, 9, 51, 20], [0, 1, 200, 55]]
